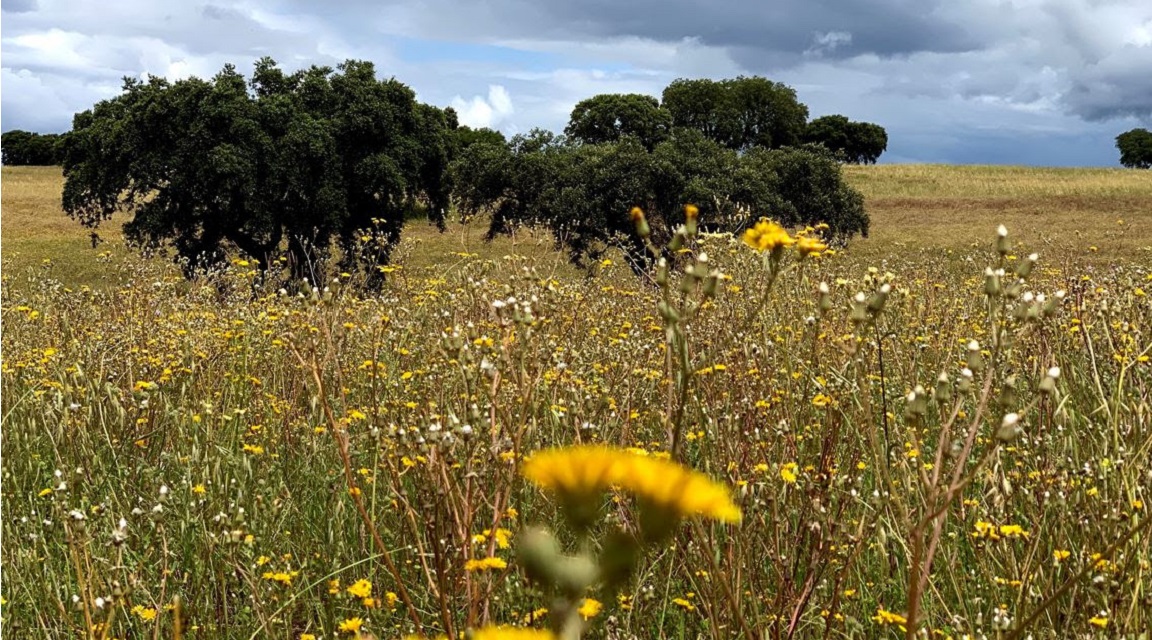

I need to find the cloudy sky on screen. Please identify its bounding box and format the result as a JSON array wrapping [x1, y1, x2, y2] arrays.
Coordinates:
[[3, 0, 1151, 165]]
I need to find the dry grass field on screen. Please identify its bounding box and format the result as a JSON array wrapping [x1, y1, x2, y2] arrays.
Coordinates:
[[2, 164, 1150, 639], [3, 164, 1150, 287]]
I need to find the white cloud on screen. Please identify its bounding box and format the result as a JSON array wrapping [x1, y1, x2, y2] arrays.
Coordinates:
[[451, 85, 514, 129]]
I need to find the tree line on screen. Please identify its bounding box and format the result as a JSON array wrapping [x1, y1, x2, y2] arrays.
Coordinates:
[[39, 59, 883, 283], [1, 130, 68, 165]]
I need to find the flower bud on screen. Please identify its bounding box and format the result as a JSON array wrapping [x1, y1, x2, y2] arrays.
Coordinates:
[[630, 207, 650, 239], [996, 413, 1022, 442], [996, 225, 1010, 256], [684, 204, 699, 236]]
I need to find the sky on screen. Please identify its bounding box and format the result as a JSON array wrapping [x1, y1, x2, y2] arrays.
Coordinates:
[[2, 0, 1151, 166]]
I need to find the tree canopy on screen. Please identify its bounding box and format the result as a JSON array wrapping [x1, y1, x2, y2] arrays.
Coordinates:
[[451, 129, 867, 272], [2, 130, 67, 165], [661, 76, 809, 151], [804, 115, 888, 164], [564, 93, 673, 150], [1116, 128, 1152, 169], [62, 58, 458, 285]]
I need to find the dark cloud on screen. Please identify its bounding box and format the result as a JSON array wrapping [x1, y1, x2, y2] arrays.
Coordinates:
[[1, 0, 37, 13], [2, 0, 1150, 165]]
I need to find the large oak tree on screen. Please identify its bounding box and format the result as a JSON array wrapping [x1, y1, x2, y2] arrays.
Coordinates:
[[62, 58, 457, 285]]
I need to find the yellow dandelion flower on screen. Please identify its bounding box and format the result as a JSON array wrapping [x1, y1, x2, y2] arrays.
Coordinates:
[[523, 445, 741, 524], [672, 597, 696, 611], [130, 605, 158, 621], [1053, 549, 1071, 562], [464, 556, 508, 572], [338, 617, 364, 634], [796, 236, 828, 257], [780, 462, 799, 485], [578, 598, 602, 619], [470, 626, 556, 640], [346, 578, 372, 599], [872, 608, 907, 628], [742, 219, 795, 252], [1088, 615, 1108, 628]]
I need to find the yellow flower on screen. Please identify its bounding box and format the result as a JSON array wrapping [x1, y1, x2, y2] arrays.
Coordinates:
[[300, 634, 316, 640], [130, 605, 158, 621], [191, 484, 206, 495], [242, 444, 264, 456], [1088, 615, 1108, 628], [346, 578, 372, 599], [998, 524, 1029, 538], [262, 571, 293, 586], [672, 597, 696, 611], [796, 236, 828, 257], [470, 627, 557, 640], [523, 445, 741, 523], [578, 598, 602, 619], [742, 219, 795, 252], [1053, 549, 1071, 562], [780, 462, 799, 485], [338, 617, 364, 634], [464, 557, 508, 572], [872, 608, 907, 628]]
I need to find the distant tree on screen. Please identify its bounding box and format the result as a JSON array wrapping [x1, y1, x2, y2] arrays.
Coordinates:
[[1, 130, 67, 165], [1116, 128, 1152, 169], [565, 94, 673, 150], [452, 129, 867, 272], [804, 115, 888, 164], [62, 58, 457, 285], [454, 125, 506, 152], [661, 76, 808, 151], [734, 144, 869, 240]]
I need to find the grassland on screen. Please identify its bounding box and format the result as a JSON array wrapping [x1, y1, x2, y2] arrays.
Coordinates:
[[1, 165, 1150, 639]]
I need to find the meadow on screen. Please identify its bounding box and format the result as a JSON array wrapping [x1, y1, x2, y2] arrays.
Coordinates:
[[1, 165, 1149, 639]]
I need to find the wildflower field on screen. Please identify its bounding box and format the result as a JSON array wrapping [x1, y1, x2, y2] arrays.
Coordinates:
[[2, 165, 1150, 639]]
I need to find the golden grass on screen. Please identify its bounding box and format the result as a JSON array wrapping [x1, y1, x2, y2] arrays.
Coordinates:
[[4, 164, 1150, 288]]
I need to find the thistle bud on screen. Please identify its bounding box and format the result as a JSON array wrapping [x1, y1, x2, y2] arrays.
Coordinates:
[[517, 527, 562, 585], [935, 372, 952, 405], [656, 258, 669, 288], [684, 204, 699, 236], [1039, 366, 1060, 395], [630, 207, 650, 239], [817, 282, 833, 316], [1016, 253, 1038, 279], [996, 225, 1010, 256], [998, 375, 1018, 410], [966, 340, 984, 373], [868, 284, 891, 314], [996, 412, 1022, 442], [984, 267, 1001, 298]]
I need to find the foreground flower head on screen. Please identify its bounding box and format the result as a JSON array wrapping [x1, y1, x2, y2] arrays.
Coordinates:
[[743, 219, 795, 252], [522, 445, 741, 523]]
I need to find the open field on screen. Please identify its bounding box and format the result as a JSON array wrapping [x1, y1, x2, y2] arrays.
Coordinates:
[[3, 165, 1151, 288], [2, 165, 1151, 639]]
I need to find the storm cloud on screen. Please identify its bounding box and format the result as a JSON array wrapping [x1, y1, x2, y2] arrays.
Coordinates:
[[3, 0, 1150, 164]]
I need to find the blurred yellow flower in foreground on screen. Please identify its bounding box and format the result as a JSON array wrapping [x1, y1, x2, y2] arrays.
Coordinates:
[[522, 445, 741, 523], [742, 219, 795, 252]]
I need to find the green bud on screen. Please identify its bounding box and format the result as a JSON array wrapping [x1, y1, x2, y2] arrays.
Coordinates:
[[984, 268, 1001, 298], [553, 555, 599, 598], [517, 527, 562, 585]]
